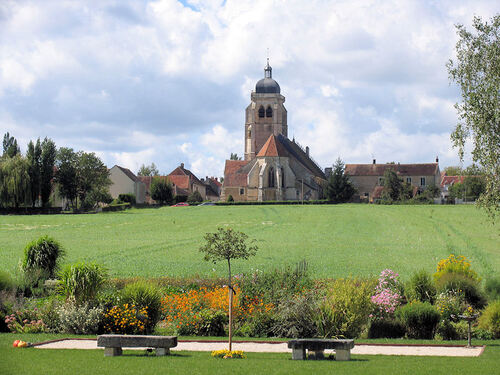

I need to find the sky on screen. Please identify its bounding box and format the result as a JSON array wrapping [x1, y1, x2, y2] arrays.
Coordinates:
[[1, 0, 498, 178]]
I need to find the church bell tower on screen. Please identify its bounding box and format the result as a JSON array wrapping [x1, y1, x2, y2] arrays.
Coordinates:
[[244, 60, 287, 161]]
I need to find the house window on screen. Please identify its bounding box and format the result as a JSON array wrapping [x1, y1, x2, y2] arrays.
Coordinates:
[[280, 167, 285, 187], [364, 192, 369, 197], [268, 167, 275, 187], [406, 177, 412, 184], [420, 177, 426, 186], [266, 106, 273, 118], [240, 188, 244, 195], [258, 106, 265, 118], [378, 177, 384, 185]]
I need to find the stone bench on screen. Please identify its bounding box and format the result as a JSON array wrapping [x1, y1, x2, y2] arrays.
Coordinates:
[[97, 334, 177, 357], [287, 339, 354, 360]]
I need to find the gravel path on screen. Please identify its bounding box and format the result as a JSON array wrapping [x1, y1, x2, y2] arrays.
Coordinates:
[[34, 339, 484, 357]]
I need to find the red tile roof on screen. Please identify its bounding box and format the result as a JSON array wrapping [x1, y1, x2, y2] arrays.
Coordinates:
[[345, 163, 439, 176], [440, 175, 466, 188], [168, 164, 203, 186], [168, 175, 190, 190], [257, 134, 289, 157], [223, 160, 250, 187]]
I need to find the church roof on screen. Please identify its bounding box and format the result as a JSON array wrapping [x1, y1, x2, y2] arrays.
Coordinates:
[[345, 163, 439, 177], [257, 134, 289, 157], [255, 59, 280, 94], [223, 160, 251, 187], [277, 135, 326, 179]]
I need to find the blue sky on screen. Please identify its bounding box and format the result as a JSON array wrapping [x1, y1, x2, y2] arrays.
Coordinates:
[[0, 0, 498, 177]]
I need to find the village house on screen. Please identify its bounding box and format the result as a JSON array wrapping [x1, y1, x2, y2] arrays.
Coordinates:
[[344, 159, 441, 202], [109, 165, 146, 204]]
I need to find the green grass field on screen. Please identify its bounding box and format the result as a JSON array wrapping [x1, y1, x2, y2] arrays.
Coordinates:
[[0, 205, 498, 279], [1, 333, 499, 375]]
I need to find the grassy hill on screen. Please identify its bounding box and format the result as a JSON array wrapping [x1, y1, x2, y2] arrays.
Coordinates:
[[0, 205, 498, 280]]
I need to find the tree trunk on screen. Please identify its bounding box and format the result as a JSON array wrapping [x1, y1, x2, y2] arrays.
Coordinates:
[[227, 259, 233, 352]]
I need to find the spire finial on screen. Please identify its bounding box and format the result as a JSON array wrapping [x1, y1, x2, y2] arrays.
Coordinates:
[[264, 52, 272, 79]]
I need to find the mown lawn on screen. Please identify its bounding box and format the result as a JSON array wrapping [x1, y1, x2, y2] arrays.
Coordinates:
[[0, 205, 498, 279], [0, 333, 499, 375]]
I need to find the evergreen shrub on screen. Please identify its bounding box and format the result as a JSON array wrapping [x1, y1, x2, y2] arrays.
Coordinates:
[[22, 236, 65, 279], [485, 277, 500, 301], [406, 269, 436, 304], [118, 193, 136, 205], [368, 319, 405, 338], [436, 273, 486, 309], [478, 300, 500, 338], [396, 301, 440, 339]]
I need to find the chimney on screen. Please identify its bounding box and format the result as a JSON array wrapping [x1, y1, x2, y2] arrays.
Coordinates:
[[436, 156, 439, 163], [306, 146, 309, 156], [373, 159, 376, 164], [180, 163, 184, 168]]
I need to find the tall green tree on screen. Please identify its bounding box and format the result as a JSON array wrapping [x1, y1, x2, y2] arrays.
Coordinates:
[[76, 151, 111, 209], [0, 155, 30, 208], [200, 227, 258, 351], [137, 162, 159, 177], [40, 138, 56, 207], [26, 139, 42, 207], [230, 153, 242, 160], [55, 147, 78, 208], [381, 168, 412, 201], [150, 177, 173, 205], [2, 132, 20, 158], [325, 158, 356, 203], [447, 14, 500, 218]]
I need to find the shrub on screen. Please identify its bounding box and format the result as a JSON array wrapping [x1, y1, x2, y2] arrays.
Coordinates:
[[121, 281, 163, 332], [118, 193, 136, 205], [0, 271, 14, 292], [485, 277, 500, 301], [316, 278, 375, 338], [22, 236, 65, 279], [436, 320, 470, 340], [435, 290, 465, 322], [4, 307, 47, 333], [104, 303, 148, 334], [478, 300, 500, 338], [227, 194, 234, 202], [211, 350, 245, 359], [396, 301, 440, 339], [37, 296, 62, 333], [272, 290, 319, 338], [370, 269, 403, 321], [406, 269, 436, 304], [58, 262, 107, 305], [187, 191, 203, 205], [235, 309, 276, 338], [434, 254, 479, 282], [57, 303, 104, 334], [436, 272, 486, 309], [196, 309, 227, 336], [368, 319, 405, 338]]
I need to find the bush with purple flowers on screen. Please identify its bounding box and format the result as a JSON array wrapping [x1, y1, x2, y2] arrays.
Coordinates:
[[370, 269, 403, 321]]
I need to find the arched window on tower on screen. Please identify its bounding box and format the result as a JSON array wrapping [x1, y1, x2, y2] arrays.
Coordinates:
[[268, 167, 275, 188], [258, 106, 265, 118], [266, 106, 273, 118], [280, 167, 285, 188]]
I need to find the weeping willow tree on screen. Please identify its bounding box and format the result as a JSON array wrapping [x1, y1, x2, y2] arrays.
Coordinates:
[[0, 154, 30, 208]]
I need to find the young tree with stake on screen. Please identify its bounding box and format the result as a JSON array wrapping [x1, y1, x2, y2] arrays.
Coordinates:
[[200, 227, 257, 351]]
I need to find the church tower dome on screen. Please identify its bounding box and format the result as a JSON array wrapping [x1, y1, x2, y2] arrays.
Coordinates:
[[255, 59, 281, 94]]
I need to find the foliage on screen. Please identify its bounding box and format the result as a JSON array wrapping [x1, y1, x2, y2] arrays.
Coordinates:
[[187, 190, 203, 205], [381, 168, 412, 201], [229, 153, 242, 161], [423, 183, 441, 199], [448, 176, 486, 201], [40, 138, 57, 207], [22, 236, 65, 279], [120, 281, 162, 332], [271, 290, 318, 338], [435, 290, 466, 322], [211, 349, 246, 359], [447, 14, 500, 218], [0, 271, 14, 292], [55, 147, 78, 207], [368, 319, 405, 338], [406, 270, 436, 304], [0, 154, 30, 208], [76, 152, 112, 210], [434, 254, 479, 282], [227, 194, 234, 202], [485, 276, 500, 301], [57, 302, 103, 334], [118, 193, 136, 205], [150, 176, 173, 205], [84, 189, 113, 209], [104, 303, 148, 334], [396, 301, 440, 339], [4, 311, 47, 333], [26, 138, 42, 207], [478, 300, 500, 338], [316, 278, 375, 338], [370, 269, 403, 321], [137, 163, 159, 177], [435, 272, 486, 309], [2, 132, 20, 158], [58, 262, 107, 305], [234, 309, 276, 338], [325, 158, 356, 203]]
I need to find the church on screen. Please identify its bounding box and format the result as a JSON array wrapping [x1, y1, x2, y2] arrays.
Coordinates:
[[222, 61, 326, 202]]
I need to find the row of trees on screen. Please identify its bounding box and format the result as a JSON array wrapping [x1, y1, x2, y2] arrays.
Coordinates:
[[0, 133, 111, 210]]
